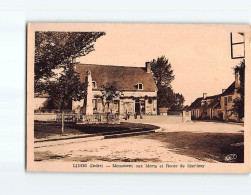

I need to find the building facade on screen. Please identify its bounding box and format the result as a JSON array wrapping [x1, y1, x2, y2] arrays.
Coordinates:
[[220, 70, 241, 121], [189, 93, 221, 120], [72, 62, 158, 117], [189, 69, 241, 122]]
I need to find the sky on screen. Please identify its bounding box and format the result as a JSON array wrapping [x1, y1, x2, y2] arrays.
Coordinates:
[[78, 24, 245, 105]]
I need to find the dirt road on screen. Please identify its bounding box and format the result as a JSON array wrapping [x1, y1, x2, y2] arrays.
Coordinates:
[[34, 121, 243, 163], [35, 136, 203, 162]]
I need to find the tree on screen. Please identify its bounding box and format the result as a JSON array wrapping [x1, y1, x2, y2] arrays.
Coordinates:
[[37, 61, 86, 133], [150, 56, 185, 110], [156, 86, 176, 109], [35, 31, 105, 83], [35, 31, 105, 133], [100, 81, 123, 113], [183, 105, 189, 111], [231, 60, 245, 120], [170, 93, 185, 111], [150, 56, 175, 88]]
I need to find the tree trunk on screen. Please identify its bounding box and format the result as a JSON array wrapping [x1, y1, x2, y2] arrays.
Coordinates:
[[61, 110, 64, 134]]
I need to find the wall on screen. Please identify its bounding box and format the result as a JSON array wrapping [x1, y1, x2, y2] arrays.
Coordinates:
[[182, 111, 191, 122], [73, 90, 157, 115], [221, 91, 240, 121], [213, 108, 221, 119], [191, 108, 202, 119], [34, 97, 48, 110], [145, 99, 157, 115], [127, 115, 183, 124], [34, 113, 57, 121], [120, 98, 135, 115]]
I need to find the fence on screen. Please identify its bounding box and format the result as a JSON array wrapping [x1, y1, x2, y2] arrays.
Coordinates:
[[167, 111, 182, 115], [34, 112, 120, 124], [34, 109, 73, 114], [123, 111, 191, 124], [158, 109, 182, 116], [81, 113, 120, 124]]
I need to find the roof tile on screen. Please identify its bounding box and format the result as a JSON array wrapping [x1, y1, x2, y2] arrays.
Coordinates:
[[75, 64, 158, 92]]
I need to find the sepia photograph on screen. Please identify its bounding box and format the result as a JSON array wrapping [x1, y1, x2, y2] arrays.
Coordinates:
[[2, 1, 251, 194], [27, 23, 250, 173]]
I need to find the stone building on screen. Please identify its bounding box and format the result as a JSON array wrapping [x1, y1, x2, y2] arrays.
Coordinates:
[[189, 69, 241, 122], [189, 93, 221, 120], [72, 62, 158, 117], [220, 69, 241, 121]]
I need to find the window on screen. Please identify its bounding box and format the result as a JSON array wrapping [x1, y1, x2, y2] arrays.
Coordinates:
[[228, 96, 232, 103], [92, 81, 97, 89], [224, 97, 227, 106], [136, 83, 143, 90]]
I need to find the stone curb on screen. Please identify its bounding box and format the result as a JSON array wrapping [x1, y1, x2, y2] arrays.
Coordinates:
[[34, 134, 96, 143], [34, 127, 162, 144], [104, 129, 157, 139], [154, 128, 164, 132], [35, 136, 105, 148]]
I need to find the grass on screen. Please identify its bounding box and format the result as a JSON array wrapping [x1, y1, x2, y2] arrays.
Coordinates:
[[34, 121, 159, 139], [140, 132, 244, 163]]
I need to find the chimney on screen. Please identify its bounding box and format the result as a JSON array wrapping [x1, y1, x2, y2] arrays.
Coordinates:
[[235, 69, 240, 89], [203, 93, 207, 99], [145, 62, 151, 73], [222, 89, 226, 93]]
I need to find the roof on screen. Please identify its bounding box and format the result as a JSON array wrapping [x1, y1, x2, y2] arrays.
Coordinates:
[[205, 94, 220, 100], [189, 94, 221, 110], [221, 82, 235, 96], [188, 97, 203, 110], [75, 64, 158, 92], [207, 98, 221, 109], [188, 81, 235, 110]]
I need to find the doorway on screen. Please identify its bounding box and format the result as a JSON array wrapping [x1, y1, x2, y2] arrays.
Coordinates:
[[135, 100, 145, 115]]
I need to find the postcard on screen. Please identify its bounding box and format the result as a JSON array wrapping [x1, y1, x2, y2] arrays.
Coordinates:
[[27, 23, 251, 173]]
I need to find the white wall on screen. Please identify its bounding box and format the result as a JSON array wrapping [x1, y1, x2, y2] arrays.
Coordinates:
[[34, 97, 48, 110], [34, 113, 57, 121]]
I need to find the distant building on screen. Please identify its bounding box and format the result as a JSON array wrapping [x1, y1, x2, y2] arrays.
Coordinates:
[[220, 69, 241, 121], [189, 93, 221, 120], [72, 62, 158, 116], [189, 69, 241, 122]]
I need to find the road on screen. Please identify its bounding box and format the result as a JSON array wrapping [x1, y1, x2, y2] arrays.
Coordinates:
[[35, 136, 203, 162], [34, 121, 243, 163]]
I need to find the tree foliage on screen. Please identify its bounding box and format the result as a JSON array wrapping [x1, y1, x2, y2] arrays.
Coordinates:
[[101, 81, 122, 102], [150, 56, 175, 88], [35, 31, 105, 110], [232, 60, 245, 120], [37, 62, 86, 111], [100, 82, 124, 113], [34, 31, 105, 133], [150, 56, 185, 110], [171, 93, 185, 111], [35, 31, 105, 83]]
